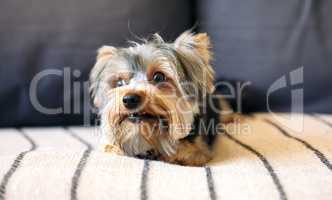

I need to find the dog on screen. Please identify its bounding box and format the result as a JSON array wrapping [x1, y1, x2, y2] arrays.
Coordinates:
[[89, 31, 234, 166]]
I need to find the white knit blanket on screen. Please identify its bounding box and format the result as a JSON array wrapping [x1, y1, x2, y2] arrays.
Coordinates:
[[0, 113, 331, 200]]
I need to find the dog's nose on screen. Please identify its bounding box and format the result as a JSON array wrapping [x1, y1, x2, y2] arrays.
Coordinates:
[[123, 94, 141, 109]]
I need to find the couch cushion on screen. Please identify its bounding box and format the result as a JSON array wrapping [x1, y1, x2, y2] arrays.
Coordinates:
[[0, 113, 331, 199]]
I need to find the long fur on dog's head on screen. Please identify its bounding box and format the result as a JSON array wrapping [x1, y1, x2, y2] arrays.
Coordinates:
[[90, 31, 215, 157]]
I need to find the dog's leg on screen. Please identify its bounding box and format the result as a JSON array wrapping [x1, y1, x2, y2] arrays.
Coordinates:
[[102, 144, 124, 155], [163, 138, 213, 166]]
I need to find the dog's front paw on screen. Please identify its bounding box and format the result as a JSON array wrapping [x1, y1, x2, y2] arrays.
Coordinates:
[[102, 144, 124, 155]]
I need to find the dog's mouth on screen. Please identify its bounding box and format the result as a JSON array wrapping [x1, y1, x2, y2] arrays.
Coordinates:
[[125, 112, 164, 123]]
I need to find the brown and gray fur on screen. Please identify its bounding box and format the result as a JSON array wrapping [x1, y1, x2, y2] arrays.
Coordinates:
[[90, 31, 233, 166]]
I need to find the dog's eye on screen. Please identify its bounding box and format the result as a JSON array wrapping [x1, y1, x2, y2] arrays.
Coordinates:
[[116, 79, 126, 87], [152, 72, 166, 83]]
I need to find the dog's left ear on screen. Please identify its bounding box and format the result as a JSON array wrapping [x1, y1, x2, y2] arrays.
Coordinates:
[[173, 31, 215, 94], [90, 46, 118, 108]]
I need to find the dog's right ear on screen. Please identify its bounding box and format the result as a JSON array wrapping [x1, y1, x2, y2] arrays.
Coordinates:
[[90, 46, 117, 108], [173, 31, 215, 97]]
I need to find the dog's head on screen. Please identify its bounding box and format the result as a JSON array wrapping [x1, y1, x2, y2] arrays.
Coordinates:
[[90, 31, 215, 157]]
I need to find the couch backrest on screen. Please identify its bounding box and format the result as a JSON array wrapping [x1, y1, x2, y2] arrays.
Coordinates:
[[1, 0, 331, 127], [198, 0, 332, 113]]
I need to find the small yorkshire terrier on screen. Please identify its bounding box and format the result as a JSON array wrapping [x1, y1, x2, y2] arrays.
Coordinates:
[[90, 31, 233, 166]]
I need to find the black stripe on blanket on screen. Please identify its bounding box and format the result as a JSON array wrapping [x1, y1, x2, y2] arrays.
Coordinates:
[[205, 167, 216, 200], [0, 129, 37, 200], [64, 127, 93, 200], [225, 132, 288, 200], [264, 119, 332, 171], [311, 114, 332, 128], [140, 160, 150, 200]]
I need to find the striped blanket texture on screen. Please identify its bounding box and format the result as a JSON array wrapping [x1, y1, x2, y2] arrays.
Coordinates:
[[0, 113, 331, 200]]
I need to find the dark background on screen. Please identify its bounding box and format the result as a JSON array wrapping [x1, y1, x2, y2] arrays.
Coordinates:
[[0, 0, 331, 127]]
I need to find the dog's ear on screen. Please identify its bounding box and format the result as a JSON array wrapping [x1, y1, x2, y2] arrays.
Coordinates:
[[90, 46, 117, 108], [174, 32, 212, 65], [173, 31, 215, 95], [96, 46, 117, 60]]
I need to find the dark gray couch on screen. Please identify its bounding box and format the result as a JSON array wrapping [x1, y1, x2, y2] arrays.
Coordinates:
[[0, 0, 331, 127]]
